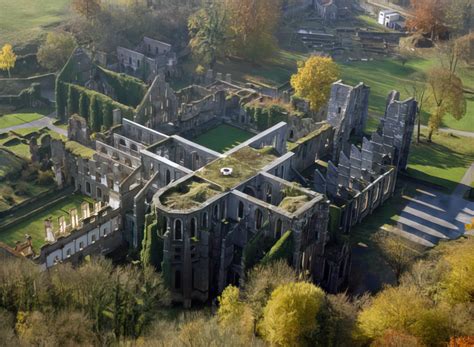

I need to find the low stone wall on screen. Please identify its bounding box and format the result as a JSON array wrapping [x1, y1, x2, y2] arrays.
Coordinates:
[[0, 73, 55, 95]]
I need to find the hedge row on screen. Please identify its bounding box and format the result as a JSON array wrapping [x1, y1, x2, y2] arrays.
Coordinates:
[[57, 81, 134, 131]]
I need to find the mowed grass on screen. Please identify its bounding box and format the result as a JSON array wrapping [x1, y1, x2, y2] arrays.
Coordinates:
[[407, 129, 474, 191], [0, 194, 93, 251], [340, 58, 474, 132], [0, 0, 70, 47], [0, 113, 44, 129], [192, 124, 254, 153]]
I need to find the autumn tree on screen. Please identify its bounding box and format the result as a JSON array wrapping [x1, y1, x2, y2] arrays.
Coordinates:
[[358, 285, 451, 345], [444, 0, 473, 36], [406, 0, 447, 40], [224, 0, 282, 61], [426, 68, 466, 141], [188, 1, 228, 68], [405, 73, 429, 144], [38, 31, 76, 71], [291, 55, 340, 111], [439, 237, 474, 304], [374, 230, 419, 283], [217, 285, 254, 340], [0, 44, 17, 78], [72, 0, 102, 19], [242, 260, 298, 329], [261, 282, 325, 346]]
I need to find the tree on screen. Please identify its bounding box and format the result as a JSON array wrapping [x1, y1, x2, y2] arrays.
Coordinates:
[[437, 33, 474, 76], [188, 1, 227, 68], [224, 0, 282, 61], [78, 92, 89, 120], [406, 0, 447, 40], [217, 285, 254, 339], [261, 282, 325, 346], [440, 237, 474, 304], [89, 96, 101, 132], [374, 230, 419, 283], [357, 285, 450, 345], [444, 0, 473, 36], [291, 55, 340, 111], [426, 68, 466, 141], [243, 260, 298, 329], [0, 44, 17, 78], [37, 31, 76, 71], [72, 0, 101, 19], [372, 329, 421, 347], [405, 73, 429, 144], [102, 102, 114, 129]]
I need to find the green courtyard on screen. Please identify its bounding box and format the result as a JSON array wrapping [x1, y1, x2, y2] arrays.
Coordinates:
[[0, 194, 94, 251], [191, 124, 254, 153]]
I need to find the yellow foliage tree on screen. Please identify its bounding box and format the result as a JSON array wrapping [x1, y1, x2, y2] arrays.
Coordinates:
[[261, 282, 325, 346], [358, 285, 450, 345], [440, 237, 474, 303], [290, 55, 340, 111], [0, 44, 17, 78], [217, 286, 254, 340]]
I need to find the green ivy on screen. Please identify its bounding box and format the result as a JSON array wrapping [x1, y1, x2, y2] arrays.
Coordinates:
[[261, 230, 294, 265]]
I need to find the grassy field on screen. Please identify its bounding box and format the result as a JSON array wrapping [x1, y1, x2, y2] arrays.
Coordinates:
[[407, 130, 474, 191], [209, 45, 473, 133], [191, 124, 254, 153], [0, 194, 93, 251], [0, 0, 70, 47], [0, 113, 44, 129], [340, 58, 474, 132]]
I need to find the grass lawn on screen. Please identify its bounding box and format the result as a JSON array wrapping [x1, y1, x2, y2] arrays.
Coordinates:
[[0, 148, 25, 179], [191, 124, 254, 153], [0, 113, 44, 129], [340, 57, 474, 132], [0, 0, 70, 47], [0, 194, 93, 251], [407, 130, 474, 191]]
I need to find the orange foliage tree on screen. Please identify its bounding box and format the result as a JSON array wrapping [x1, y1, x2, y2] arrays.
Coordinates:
[[406, 0, 447, 40]]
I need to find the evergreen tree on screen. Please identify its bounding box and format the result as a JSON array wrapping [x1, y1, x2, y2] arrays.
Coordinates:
[[88, 96, 101, 132], [67, 85, 78, 116], [102, 102, 114, 129], [78, 92, 89, 120]]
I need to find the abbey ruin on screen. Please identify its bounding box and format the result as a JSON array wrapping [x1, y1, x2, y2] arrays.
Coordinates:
[[3, 46, 416, 307]]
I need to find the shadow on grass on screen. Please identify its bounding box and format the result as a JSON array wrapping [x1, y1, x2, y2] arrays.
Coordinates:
[[348, 180, 424, 295], [407, 138, 472, 192]]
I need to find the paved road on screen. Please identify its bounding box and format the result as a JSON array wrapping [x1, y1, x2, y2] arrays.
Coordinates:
[[392, 164, 474, 247], [419, 125, 474, 139], [0, 114, 67, 136]]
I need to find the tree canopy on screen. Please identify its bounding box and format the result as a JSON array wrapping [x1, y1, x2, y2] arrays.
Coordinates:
[[0, 44, 17, 78], [291, 55, 340, 111], [38, 31, 76, 72]]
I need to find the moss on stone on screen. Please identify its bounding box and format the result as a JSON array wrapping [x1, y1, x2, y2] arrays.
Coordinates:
[[278, 195, 310, 213], [287, 123, 333, 151], [161, 181, 222, 210], [198, 146, 278, 190], [65, 141, 96, 160], [261, 230, 294, 265]]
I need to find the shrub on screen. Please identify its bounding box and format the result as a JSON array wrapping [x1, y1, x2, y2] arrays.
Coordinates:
[[37, 170, 54, 186]]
